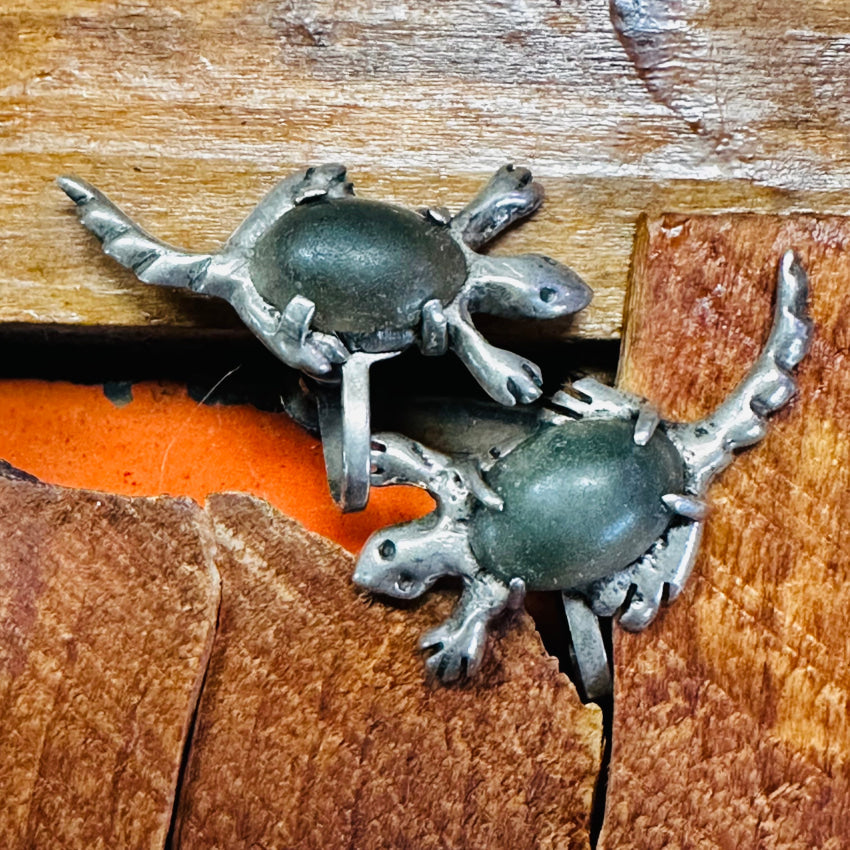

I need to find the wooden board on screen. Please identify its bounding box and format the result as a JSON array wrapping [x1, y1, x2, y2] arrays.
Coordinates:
[[173, 493, 602, 849], [0, 469, 220, 849], [600, 214, 850, 847], [6, 1, 850, 340], [0, 468, 601, 846]]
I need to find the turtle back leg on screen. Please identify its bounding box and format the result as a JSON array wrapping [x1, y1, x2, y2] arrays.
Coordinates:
[[669, 251, 812, 493], [58, 175, 348, 376], [212, 164, 354, 374], [222, 164, 353, 253]]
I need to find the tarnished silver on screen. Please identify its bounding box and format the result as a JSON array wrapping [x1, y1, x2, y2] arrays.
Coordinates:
[[58, 166, 591, 511], [563, 593, 612, 702], [315, 351, 399, 509], [353, 252, 812, 689]]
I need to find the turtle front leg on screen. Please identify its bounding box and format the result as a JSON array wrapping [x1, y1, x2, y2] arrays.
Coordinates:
[[442, 254, 590, 404], [444, 299, 543, 405], [420, 574, 526, 682], [451, 165, 543, 250]]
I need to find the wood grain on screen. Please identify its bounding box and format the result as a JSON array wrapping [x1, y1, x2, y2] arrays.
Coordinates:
[[173, 493, 602, 849], [0, 469, 220, 849], [600, 214, 850, 847], [0, 462, 601, 846], [5, 1, 850, 340]]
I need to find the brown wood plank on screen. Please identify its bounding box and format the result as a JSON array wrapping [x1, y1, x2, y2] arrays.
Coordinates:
[[5, 2, 850, 340], [0, 469, 220, 849], [600, 214, 850, 847], [173, 493, 602, 849]]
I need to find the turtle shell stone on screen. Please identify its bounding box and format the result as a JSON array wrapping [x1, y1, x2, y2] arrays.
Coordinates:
[[250, 198, 468, 335], [468, 419, 685, 591]]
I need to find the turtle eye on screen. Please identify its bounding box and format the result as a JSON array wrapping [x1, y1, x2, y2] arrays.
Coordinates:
[[378, 539, 396, 560], [540, 287, 557, 303]]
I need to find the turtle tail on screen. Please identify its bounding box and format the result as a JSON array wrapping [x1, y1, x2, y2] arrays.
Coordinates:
[[57, 175, 212, 291], [673, 250, 813, 494]]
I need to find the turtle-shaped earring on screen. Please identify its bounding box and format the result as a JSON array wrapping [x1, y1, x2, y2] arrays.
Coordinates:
[[58, 165, 591, 511], [353, 252, 812, 689]]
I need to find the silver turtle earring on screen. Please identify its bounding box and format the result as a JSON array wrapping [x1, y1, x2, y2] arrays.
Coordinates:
[[353, 252, 812, 690], [58, 166, 591, 511]]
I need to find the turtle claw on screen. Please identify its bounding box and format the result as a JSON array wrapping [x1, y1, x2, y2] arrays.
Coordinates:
[[299, 331, 349, 375], [511, 360, 545, 402], [477, 350, 543, 406], [305, 163, 347, 184], [490, 163, 535, 193], [420, 620, 488, 682], [310, 331, 349, 365], [270, 295, 349, 376], [296, 164, 350, 203], [271, 334, 335, 376]]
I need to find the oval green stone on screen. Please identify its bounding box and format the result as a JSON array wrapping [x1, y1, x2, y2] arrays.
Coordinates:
[[250, 198, 468, 334], [468, 419, 685, 591]]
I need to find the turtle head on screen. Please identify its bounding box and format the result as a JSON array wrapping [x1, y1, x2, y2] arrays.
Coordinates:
[[354, 520, 456, 600], [465, 254, 592, 319]]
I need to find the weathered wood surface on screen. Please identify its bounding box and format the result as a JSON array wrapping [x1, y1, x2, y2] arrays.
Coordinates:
[[0, 469, 600, 847], [600, 215, 850, 847], [6, 1, 850, 340], [174, 493, 601, 849], [0, 469, 220, 849]]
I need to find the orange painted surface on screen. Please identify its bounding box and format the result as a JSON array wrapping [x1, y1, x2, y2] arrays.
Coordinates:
[[0, 380, 432, 553]]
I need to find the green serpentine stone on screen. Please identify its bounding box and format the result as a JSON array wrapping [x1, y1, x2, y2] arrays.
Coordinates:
[[251, 198, 468, 334], [469, 419, 685, 590]]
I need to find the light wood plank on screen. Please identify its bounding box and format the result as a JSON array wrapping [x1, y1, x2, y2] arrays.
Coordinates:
[[4, 2, 850, 339]]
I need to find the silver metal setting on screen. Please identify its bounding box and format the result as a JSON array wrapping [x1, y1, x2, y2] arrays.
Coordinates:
[[353, 252, 812, 689], [58, 166, 591, 512]]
